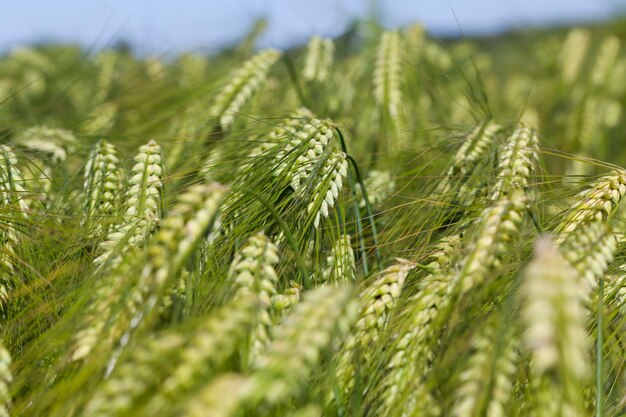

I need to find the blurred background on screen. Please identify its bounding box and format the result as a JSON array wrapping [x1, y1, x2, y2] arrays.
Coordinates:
[[1, 0, 623, 56]]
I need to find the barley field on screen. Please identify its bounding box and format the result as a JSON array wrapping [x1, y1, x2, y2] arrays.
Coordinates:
[[0, 21, 625, 417]]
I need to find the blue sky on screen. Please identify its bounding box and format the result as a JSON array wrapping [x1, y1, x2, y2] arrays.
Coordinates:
[[0, 0, 621, 55]]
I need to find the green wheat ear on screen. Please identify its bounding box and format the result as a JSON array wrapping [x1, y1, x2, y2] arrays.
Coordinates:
[[336, 259, 414, 401], [354, 170, 394, 209], [521, 236, 590, 417], [559, 221, 616, 298], [181, 285, 358, 417], [271, 280, 302, 321], [452, 318, 518, 417], [490, 124, 539, 200], [82, 139, 125, 235], [374, 31, 402, 118], [303, 36, 334, 83], [275, 117, 348, 228], [83, 294, 258, 417], [13, 126, 77, 163], [373, 235, 461, 417], [436, 121, 502, 209], [227, 232, 280, 367], [210, 48, 282, 129], [322, 234, 356, 284], [95, 139, 164, 266], [13, 126, 78, 208], [0, 342, 11, 417], [559, 28, 591, 84], [0, 145, 29, 309], [71, 182, 227, 363], [556, 170, 626, 242]]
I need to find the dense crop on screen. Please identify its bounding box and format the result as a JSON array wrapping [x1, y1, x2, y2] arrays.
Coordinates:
[[0, 21, 625, 417]]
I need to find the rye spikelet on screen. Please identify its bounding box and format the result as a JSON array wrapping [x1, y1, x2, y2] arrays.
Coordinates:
[[210, 48, 282, 129], [303, 36, 334, 83]]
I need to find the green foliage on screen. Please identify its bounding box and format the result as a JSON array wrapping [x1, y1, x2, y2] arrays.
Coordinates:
[[0, 20, 626, 417]]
